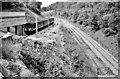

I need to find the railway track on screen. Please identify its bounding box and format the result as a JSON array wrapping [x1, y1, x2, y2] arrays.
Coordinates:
[[69, 29, 109, 75], [60, 19, 118, 76]]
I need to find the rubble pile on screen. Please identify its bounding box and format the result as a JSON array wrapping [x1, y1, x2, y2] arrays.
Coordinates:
[[0, 25, 96, 77], [21, 37, 72, 77], [0, 34, 34, 77]]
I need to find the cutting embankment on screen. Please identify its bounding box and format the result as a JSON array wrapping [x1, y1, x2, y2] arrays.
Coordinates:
[[0, 22, 99, 77], [44, 1, 119, 60]]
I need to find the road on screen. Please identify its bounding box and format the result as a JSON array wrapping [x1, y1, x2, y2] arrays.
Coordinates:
[[59, 18, 118, 76]]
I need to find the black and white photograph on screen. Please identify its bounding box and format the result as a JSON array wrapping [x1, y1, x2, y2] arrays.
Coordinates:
[[0, 0, 119, 78]]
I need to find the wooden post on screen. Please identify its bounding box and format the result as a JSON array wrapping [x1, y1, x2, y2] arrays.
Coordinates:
[[36, 15, 38, 34], [0, 38, 2, 59], [21, 25, 23, 36], [7, 27, 10, 32], [15, 26, 17, 35]]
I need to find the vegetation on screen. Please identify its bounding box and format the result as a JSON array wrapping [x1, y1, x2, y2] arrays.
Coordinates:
[[2, 1, 41, 14], [2, 2, 23, 10], [43, 1, 120, 36]]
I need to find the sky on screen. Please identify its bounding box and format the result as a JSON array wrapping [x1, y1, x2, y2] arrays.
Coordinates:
[[36, 0, 67, 7], [36, 0, 119, 7]]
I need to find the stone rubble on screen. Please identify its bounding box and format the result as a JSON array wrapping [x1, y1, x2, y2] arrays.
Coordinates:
[[0, 25, 96, 77]]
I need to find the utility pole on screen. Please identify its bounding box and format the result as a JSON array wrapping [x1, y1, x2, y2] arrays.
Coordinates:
[[36, 15, 38, 35]]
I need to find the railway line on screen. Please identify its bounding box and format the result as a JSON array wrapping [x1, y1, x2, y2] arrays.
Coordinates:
[[69, 29, 107, 76], [60, 19, 118, 76], [0, 7, 118, 77]]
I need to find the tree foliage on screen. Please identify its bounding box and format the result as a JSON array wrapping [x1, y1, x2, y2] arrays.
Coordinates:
[[50, 2, 120, 36]]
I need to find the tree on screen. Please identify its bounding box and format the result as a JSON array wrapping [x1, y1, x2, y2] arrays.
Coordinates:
[[41, 7, 48, 11]]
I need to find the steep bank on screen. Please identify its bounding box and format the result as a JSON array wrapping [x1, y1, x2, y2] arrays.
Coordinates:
[[43, 1, 120, 59]]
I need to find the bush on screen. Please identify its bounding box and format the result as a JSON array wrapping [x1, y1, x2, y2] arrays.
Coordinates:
[[103, 28, 117, 37], [73, 11, 80, 22], [61, 11, 69, 18]]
